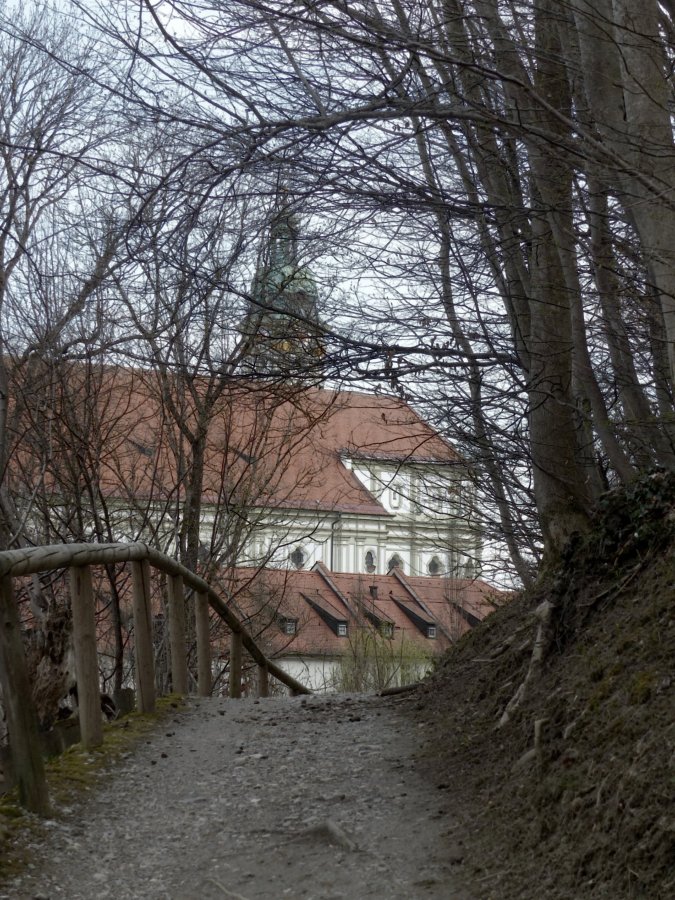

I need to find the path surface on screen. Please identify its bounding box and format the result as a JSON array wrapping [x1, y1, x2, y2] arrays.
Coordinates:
[[3, 693, 473, 900]]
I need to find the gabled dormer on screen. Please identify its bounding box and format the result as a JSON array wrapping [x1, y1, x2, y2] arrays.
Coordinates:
[[390, 595, 438, 639], [311, 561, 357, 616], [355, 585, 395, 637], [451, 603, 482, 628], [300, 591, 349, 637]]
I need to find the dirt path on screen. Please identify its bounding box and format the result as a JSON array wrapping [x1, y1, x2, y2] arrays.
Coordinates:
[[2, 693, 474, 900]]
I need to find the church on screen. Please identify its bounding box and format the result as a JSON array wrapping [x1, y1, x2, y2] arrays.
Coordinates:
[[213, 200, 500, 688], [14, 200, 501, 691]]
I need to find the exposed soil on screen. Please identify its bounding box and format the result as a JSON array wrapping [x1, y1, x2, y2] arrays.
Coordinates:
[[414, 471, 675, 899]]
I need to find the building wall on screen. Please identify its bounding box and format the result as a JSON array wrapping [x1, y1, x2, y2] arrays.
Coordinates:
[[275, 656, 342, 692], [101, 456, 480, 579], [275, 654, 433, 694], [234, 458, 480, 578]]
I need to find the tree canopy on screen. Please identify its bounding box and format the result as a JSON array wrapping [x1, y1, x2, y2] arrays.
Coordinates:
[[1, 0, 674, 581]]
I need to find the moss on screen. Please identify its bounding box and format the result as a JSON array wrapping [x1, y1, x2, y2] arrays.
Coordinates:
[[0, 694, 185, 884], [628, 671, 656, 705], [588, 674, 615, 712]]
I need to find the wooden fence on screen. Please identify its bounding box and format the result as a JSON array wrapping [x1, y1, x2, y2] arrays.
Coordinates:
[[0, 542, 310, 815]]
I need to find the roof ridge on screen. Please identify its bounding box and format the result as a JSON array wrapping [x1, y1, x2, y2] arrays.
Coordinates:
[[310, 563, 355, 614], [390, 568, 456, 642]]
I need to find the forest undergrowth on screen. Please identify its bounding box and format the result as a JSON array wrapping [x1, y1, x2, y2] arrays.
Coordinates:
[[417, 471, 675, 900]]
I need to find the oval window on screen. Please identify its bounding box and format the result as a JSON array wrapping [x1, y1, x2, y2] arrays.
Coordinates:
[[388, 554, 403, 572], [428, 556, 442, 576]]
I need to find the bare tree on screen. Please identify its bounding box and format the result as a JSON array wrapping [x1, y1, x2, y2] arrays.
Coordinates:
[[31, 0, 675, 576]]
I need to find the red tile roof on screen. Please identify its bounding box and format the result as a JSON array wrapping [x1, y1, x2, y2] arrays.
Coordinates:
[[17, 367, 459, 516], [225, 565, 505, 660]]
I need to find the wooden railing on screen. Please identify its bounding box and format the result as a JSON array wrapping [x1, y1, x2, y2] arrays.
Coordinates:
[[0, 542, 311, 815]]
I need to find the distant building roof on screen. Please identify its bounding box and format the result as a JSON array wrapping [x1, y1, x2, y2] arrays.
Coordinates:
[[224, 564, 505, 660], [23, 366, 460, 517]]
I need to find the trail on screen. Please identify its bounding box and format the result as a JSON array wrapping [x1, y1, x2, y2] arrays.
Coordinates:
[[3, 693, 473, 900]]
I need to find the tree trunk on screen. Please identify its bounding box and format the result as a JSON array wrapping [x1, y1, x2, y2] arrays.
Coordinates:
[[0, 576, 50, 813]]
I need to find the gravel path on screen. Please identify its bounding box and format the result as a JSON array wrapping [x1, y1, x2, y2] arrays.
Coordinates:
[[3, 693, 474, 900]]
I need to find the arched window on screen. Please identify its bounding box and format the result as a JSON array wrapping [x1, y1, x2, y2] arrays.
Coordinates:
[[388, 554, 403, 572], [428, 556, 443, 576], [290, 547, 305, 569], [365, 550, 376, 574]]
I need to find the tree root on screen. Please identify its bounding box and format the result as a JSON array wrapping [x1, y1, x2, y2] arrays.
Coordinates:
[[511, 717, 549, 775], [484, 620, 533, 661], [498, 600, 554, 728]]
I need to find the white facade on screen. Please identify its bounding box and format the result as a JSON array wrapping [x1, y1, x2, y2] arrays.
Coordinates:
[[235, 456, 480, 578], [274, 653, 433, 694]]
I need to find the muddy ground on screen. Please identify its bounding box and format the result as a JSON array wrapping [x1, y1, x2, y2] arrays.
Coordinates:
[[415, 473, 675, 899]]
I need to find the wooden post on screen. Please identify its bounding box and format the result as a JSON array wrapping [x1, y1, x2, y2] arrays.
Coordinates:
[[69, 565, 103, 749], [167, 574, 188, 695], [0, 576, 50, 814], [229, 630, 243, 699], [131, 559, 156, 713], [195, 591, 211, 697], [258, 663, 269, 698]]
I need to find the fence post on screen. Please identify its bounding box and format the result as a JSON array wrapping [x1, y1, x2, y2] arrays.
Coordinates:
[[0, 576, 50, 814], [258, 663, 269, 698], [229, 630, 243, 699], [167, 574, 188, 695], [195, 591, 211, 697], [69, 565, 103, 749], [131, 559, 156, 713]]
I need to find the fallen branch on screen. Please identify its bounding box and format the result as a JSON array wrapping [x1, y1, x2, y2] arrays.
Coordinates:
[[379, 682, 423, 697]]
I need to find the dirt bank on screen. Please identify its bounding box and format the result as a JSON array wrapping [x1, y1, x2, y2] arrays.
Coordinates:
[[415, 472, 675, 899]]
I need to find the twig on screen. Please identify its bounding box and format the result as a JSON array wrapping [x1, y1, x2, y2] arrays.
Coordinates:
[[204, 878, 252, 900]]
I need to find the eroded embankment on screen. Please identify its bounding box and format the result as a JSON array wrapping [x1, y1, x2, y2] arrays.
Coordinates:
[[416, 472, 675, 900]]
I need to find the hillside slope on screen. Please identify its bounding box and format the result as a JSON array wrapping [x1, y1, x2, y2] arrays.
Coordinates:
[[416, 472, 675, 899]]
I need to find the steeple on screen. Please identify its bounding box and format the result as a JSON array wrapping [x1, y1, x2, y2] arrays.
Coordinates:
[[241, 197, 324, 376]]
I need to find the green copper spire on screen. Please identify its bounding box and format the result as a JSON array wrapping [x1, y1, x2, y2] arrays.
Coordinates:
[[242, 199, 324, 375]]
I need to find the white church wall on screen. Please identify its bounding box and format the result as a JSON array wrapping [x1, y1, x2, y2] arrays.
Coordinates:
[[212, 454, 480, 578], [274, 656, 342, 693]]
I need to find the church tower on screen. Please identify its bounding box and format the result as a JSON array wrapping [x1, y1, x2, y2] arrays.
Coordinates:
[[241, 200, 324, 377]]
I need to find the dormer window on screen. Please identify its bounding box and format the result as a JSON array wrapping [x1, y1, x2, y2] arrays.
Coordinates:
[[365, 550, 376, 574], [278, 616, 298, 635], [290, 547, 305, 569], [337, 623, 348, 637]]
